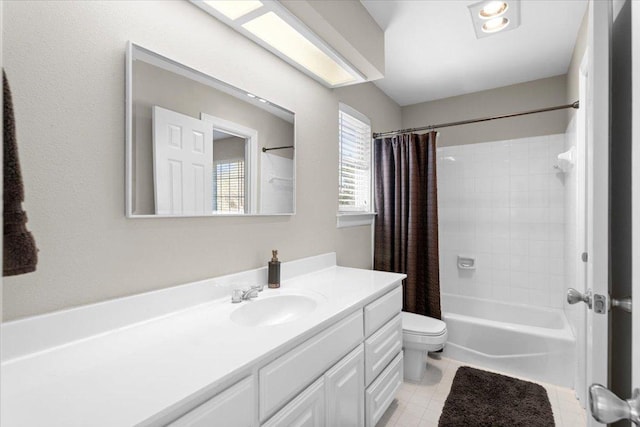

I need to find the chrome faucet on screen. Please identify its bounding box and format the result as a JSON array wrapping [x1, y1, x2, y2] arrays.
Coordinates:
[[231, 285, 264, 303]]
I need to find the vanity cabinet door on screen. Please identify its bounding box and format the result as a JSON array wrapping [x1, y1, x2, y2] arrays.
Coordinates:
[[325, 344, 365, 427], [259, 310, 363, 421], [168, 376, 254, 427], [262, 378, 325, 427]]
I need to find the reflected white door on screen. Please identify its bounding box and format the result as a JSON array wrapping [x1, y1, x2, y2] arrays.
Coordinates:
[[585, 1, 610, 425], [153, 106, 213, 215]]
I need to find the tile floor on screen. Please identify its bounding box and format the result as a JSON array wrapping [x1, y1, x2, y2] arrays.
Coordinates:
[[376, 355, 587, 427]]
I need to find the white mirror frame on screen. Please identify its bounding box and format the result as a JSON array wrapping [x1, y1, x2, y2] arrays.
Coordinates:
[[125, 41, 296, 218]]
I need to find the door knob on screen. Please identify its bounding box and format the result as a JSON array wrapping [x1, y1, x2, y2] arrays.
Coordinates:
[[610, 296, 632, 313], [567, 288, 592, 309], [589, 384, 640, 425]]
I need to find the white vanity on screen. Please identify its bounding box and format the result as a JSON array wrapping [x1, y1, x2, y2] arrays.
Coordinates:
[[1, 253, 405, 426]]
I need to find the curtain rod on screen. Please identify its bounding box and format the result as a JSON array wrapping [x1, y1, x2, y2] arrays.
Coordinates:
[[262, 145, 294, 152], [372, 101, 579, 138]]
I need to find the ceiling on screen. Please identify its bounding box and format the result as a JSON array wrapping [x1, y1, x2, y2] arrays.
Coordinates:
[[361, 0, 588, 106]]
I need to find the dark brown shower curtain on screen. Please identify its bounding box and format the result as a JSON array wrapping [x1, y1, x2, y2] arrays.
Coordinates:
[[373, 132, 441, 319]]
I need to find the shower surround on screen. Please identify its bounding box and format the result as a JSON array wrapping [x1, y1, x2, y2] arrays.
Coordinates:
[[436, 133, 575, 387], [437, 134, 566, 309]]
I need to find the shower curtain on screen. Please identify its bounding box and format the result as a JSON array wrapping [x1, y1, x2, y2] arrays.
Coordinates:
[[373, 132, 441, 319]]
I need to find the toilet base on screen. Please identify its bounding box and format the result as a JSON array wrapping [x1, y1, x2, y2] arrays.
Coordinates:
[[403, 347, 426, 382]]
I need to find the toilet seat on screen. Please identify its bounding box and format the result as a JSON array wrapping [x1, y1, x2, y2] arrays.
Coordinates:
[[402, 312, 447, 336]]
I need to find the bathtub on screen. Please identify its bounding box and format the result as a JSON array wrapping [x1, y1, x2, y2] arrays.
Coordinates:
[[441, 294, 576, 388]]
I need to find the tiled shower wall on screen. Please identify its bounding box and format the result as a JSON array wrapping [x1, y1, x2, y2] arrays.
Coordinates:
[[437, 134, 566, 309]]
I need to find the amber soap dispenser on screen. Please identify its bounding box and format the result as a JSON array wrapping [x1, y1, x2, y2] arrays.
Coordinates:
[[268, 250, 281, 288]]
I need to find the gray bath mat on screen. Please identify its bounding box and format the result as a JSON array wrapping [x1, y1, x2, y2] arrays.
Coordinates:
[[439, 366, 555, 427]]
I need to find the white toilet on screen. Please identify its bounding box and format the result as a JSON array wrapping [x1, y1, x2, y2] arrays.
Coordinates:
[[401, 311, 448, 382]]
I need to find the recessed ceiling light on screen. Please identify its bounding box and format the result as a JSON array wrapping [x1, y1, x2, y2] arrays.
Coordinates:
[[258, 98, 268, 103], [468, 0, 520, 38], [202, 0, 263, 20], [479, 1, 508, 19], [246, 93, 256, 98], [482, 17, 510, 33]]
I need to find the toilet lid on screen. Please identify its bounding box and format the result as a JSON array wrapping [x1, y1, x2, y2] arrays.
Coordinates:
[[402, 311, 447, 336]]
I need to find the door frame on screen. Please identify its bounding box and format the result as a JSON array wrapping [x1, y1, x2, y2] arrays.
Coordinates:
[[631, 0, 640, 393], [585, 0, 611, 425], [200, 113, 258, 215], [573, 50, 589, 408]]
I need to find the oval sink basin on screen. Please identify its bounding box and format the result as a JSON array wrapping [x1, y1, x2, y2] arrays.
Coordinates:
[[230, 295, 318, 327]]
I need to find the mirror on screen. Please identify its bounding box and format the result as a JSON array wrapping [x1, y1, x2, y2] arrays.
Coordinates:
[[126, 42, 295, 217]]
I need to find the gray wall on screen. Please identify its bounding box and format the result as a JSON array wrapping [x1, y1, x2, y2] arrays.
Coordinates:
[[566, 7, 589, 107], [213, 137, 245, 162], [401, 75, 569, 147], [2, 1, 401, 320]]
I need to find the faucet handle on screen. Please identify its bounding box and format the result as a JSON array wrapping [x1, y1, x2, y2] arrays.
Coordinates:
[[231, 289, 243, 303], [251, 284, 264, 292]]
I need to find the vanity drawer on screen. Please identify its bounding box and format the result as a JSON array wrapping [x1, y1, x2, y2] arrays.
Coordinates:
[[364, 313, 402, 386], [259, 310, 364, 422], [168, 376, 254, 427], [364, 285, 402, 337], [365, 351, 403, 427]]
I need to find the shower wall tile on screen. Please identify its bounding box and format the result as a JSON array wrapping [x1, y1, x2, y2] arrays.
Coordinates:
[[437, 133, 566, 310]]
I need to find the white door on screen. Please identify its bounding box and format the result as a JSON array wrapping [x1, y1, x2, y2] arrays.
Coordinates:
[[585, 2, 610, 425], [153, 106, 213, 215], [586, 1, 640, 425]]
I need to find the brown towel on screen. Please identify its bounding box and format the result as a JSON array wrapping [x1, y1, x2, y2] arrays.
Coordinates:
[[3, 70, 38, 276]]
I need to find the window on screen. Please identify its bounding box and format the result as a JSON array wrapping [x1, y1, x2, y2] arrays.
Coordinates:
[[338, 104, 372, 213], [213, 159, 245, 213]]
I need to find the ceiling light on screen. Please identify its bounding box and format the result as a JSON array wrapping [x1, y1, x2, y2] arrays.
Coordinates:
[[468, 0, 520, 39], [242, 12, 355, 86], [479, 1, 508, 19], [202, 0, 263, 20], [190, 1, 365, 88], [258, 98, 268, 103], [246, 93, 256, 98], [482, 17, 510, 33]]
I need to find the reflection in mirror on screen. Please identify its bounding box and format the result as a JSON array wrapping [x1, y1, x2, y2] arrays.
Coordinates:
[[212, 130, 246, 214], [126, 42, 295, 217]]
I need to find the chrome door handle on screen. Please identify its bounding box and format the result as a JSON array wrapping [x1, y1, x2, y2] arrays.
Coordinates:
[[610, 296, 632, 313], [567, 288, 593, 309], [589, 384, 640, 425]]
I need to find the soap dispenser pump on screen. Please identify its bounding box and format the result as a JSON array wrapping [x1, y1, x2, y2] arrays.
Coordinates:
[[268, 250, 281, 289]]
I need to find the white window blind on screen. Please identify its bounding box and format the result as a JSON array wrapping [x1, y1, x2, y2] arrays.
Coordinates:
[[213, 160, 245, 213], [339, 105, 372, 212]]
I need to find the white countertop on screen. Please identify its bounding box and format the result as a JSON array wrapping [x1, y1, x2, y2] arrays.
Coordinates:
[[1, 254, 405, 426]]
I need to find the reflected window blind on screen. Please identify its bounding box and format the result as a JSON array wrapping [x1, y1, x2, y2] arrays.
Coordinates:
[[213, 160, 245, 213], [339, 107, 372, 212]]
